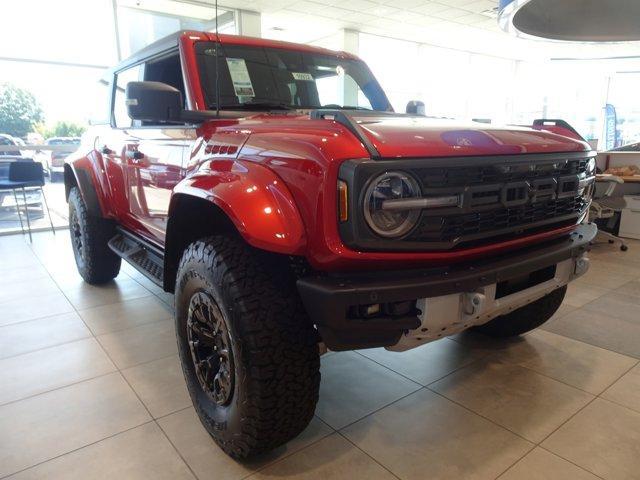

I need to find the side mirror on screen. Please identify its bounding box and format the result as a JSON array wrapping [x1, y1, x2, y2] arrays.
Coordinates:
[[126, 82, 183, 122], [406, 100, 425, 116], [125, 81, 217, 124]]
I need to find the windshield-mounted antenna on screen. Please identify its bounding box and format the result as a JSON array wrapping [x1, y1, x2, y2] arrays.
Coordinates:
[[214, 0, 220, 117]]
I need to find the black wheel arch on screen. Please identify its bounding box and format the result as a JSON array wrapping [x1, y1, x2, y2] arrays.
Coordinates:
[[64, 164, 103, 218], [164, 193, 238, 293]]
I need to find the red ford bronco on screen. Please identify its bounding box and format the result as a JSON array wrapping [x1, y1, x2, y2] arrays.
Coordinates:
[[64, 31, 596, 459]]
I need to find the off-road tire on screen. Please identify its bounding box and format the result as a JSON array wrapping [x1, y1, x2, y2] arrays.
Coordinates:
[[175, 236, 320, 459], [473, 285, 567, 338], [68, 187, 121, 284]]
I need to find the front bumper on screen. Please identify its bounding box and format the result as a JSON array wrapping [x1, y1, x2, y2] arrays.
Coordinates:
[[297, 223, 596, 351]]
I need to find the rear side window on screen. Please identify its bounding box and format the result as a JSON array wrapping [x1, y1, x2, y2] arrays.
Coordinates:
[[113, 64, 142, 128]]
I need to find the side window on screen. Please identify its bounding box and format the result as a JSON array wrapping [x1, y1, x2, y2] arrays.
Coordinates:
[[113, 64, 142, 128], [143, 52, 186, 105]]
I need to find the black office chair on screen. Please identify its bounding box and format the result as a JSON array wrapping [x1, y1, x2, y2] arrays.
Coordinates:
[[0, 161, 55, 242]]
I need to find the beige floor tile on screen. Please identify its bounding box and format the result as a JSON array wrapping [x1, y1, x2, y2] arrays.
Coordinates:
[[616, 279, 640, 297], [564, 283, 609, 307], [78, 295, 172, 335], [0, 252, 44, 274], [343, 388, 533, 480], [357, 338, 487, 386], [543, 398, 640, 480], [575, 265, 637, 289], [449, 330, 524, 352], [602, 363, 640, 414], [97, 319, 177, 369], [0, 312, 91, 359], [543, 307, 640, 358], [8, 422, 194, 480], [0, 291, 75, 327], [430, 359, 593, 443], [549, 302, 577, 322], [248, 433, 396, 480], [593, 252, 640, 269], [0, 372, 151, 478], [316, 351, 421, 429], [0, 264, 50, 286], [0, 338, 116, 405], [122, 355, 190, 418], [0, 276, 60, 305], [494, 330, 638, 394], [158, 407, 333, 480], [58, 276, 152, 310], [499, 447, 600, 480], [582, 292, 640, 323]]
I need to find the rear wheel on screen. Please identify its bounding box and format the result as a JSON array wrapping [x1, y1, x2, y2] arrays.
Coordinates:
[[68, 187, 121, 284], [473, 286, 567, 338], [175, 236, 320, 459]]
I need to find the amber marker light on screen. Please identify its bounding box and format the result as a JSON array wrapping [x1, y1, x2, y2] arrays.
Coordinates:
[[338, 180, 348, 222]]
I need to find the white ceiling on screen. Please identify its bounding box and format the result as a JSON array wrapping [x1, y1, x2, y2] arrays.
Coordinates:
[[130, 0, 640, 62]]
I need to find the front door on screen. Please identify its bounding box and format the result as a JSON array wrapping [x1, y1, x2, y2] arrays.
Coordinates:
[[120, 127, 195, 243]]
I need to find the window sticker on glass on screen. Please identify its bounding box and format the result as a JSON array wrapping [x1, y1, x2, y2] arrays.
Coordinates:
[[292, 72, 314, 81], [226, 58, 255, 97]]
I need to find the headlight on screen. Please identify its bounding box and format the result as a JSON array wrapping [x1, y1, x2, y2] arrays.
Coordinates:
[[363, 171, 421, 238], [586, 157, 596, 176]]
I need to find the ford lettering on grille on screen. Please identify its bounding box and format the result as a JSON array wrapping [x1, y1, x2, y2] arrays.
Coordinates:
[[465, 174, 579, 210]]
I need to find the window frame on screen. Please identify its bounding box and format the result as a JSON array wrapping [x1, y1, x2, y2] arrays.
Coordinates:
[[109, 47, 189, 130]]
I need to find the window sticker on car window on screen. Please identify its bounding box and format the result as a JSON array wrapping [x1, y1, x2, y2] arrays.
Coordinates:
[[226, 58, 255, 97], [292, 72, 314, 81]]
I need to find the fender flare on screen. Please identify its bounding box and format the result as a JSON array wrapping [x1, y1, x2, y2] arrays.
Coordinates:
[[170, 159, 307, 255], [63, 152, 112, 218]]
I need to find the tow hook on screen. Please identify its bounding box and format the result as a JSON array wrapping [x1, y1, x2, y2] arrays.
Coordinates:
[[574, 256, 590, 277], [463, 291, 486, 316]]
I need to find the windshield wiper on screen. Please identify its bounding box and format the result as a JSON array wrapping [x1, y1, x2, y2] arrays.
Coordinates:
[[219, 102, 293, 110]]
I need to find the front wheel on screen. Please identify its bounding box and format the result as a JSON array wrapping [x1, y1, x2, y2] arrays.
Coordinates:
[[472, 286, 567, 338], [175, 236, 320, 459], [68, 187, 121, 284]]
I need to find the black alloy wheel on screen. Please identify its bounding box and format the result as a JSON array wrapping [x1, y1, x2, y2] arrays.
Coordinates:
[[186, 291, 235, 406]]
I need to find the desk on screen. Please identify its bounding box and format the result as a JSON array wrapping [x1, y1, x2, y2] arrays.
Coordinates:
[[620, 176, 640, 183], [596, 174, 640, 184]]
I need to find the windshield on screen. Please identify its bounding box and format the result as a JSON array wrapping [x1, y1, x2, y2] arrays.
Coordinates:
[[196, 42, 391, 111]]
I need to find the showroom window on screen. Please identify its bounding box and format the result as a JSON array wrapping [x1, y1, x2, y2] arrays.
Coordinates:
[[113, 65, 143, 128]]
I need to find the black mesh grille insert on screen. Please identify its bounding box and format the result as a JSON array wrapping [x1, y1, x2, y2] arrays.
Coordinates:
[[409, 197, 586, 243]]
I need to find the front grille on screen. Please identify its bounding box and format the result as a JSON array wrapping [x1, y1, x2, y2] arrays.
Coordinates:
[[338, 152, 593, 252], [414, 158, 588, 188], [407, 157, 589, 246], [409, 196, 586, 243]]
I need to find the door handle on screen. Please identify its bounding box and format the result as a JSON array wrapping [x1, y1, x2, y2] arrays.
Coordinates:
[[126, 150, 144, 160]]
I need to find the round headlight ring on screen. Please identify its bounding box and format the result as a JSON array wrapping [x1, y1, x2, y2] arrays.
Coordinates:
[[363, 171, 422, 238]]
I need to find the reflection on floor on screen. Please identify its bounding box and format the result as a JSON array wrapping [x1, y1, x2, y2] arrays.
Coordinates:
[[1, 231, 640, 479]]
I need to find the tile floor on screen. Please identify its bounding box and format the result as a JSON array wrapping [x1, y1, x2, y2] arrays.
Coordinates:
[[1, 230, 640, 480]]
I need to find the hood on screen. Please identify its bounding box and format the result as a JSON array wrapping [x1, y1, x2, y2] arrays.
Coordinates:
[[353, 115, 590, 158]]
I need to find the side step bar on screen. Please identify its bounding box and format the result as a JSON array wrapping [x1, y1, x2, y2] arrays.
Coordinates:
[[108, 228, 164, 287]]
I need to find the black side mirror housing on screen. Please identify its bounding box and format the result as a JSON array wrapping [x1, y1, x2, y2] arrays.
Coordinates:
[[406, 100, 425, 116], [126, 81, 183, 122], [125, 81, 216, 124]]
